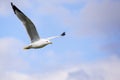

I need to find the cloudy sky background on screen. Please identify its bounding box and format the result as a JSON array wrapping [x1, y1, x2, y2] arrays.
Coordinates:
[[0, 0, 120, 80]]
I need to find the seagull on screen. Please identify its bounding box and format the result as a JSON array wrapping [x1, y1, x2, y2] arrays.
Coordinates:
[[11, 2, 66, 49]]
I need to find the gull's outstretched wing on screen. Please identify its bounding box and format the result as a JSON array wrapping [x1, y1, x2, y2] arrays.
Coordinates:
[[47, 32, 66, 40], [11, 2, 40, 42]]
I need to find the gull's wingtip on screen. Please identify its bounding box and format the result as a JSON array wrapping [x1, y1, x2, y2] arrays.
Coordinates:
[[61, 32, 66, 36], [11, 2, 13, 6], [11, 2, 23, 14], [10, 2, 16, 14]]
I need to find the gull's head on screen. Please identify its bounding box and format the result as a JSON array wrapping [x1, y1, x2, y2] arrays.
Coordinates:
[[45, 40, 52, 44]]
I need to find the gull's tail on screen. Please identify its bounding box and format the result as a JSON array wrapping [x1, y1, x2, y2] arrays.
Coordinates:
[[24, 45, 32, 49]]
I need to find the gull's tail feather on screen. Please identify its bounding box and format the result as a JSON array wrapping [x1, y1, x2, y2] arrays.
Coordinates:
[[24, 45, 32, 49]]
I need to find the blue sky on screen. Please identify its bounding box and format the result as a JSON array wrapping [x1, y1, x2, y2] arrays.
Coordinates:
[[0, 0, 120, 80]]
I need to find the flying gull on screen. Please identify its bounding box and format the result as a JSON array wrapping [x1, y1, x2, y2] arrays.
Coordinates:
[[11, 2, 66, 49]]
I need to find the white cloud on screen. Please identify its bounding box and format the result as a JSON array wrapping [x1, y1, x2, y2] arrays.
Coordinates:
[[1, 71, 30, 80], [100, 42, 120, 57], [35, 0, 120, 38], [0, 56, 119, 80], [1, 0, 120, 37], [76, 0, 120, 37], [66, 56, 120, 80], [0, 38, 119, 80], [0, 38, 29, 77], [0, 0, 120, 80], [0, 0, 31, 16], [37, 0, 83, 5]]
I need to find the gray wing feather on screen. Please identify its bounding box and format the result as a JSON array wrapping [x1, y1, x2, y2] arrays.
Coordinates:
[[11, 2, 40, 42]]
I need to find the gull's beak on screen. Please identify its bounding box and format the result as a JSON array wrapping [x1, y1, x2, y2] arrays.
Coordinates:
[[49, 42, 52, 44]]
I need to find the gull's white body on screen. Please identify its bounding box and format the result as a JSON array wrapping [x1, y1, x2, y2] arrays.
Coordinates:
[[25, 39, 52, 49], [11, 2, 65, 49]]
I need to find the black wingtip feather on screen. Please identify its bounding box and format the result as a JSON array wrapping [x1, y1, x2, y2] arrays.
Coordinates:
[[11, 2, 13, 6], [11, 2, 22, 14], [61, 32, 66, 36]]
